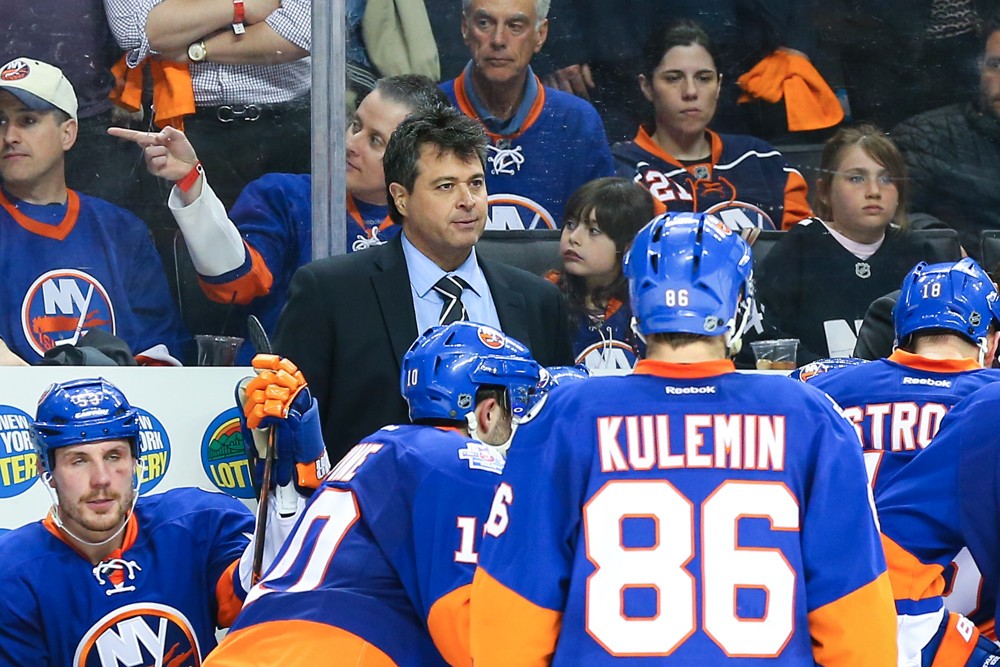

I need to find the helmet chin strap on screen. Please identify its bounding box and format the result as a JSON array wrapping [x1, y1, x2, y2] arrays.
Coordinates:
[[977, 336, 989, 367], [42, 460, 144, 550]]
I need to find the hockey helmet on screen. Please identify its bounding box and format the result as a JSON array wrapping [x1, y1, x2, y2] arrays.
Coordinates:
[[31, 378, 140, 473], [623, 212, 755, 349], [401, 322, 542, 422], [893, 258, 1000, 348]]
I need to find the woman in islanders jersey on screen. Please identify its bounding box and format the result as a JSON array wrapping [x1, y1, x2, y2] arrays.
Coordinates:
[[545, 177, 653, 375], [612, 19, 811, 232]]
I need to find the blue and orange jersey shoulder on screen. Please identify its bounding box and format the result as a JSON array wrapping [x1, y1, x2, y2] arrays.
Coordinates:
[[473, 363, 894, 665], [877, 383, 1000, 616], [216, 426, 502, 666]]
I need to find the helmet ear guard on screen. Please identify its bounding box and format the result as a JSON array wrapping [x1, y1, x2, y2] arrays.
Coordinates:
[[623, 212, 755, 355]]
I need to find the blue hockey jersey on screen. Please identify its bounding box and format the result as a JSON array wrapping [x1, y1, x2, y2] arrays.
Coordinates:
[[206, 424, 507, 667], [471, 359, 896, 666], [570, 297, 644, 376], [877, 382, 1000, 661], [0, 487, 253, 666], [195, 175, 397, 363], [810, 350, 1000, 492], [442, 72, 615, 230], [612, 126, 812, 231], [0, 188, 189, 362]]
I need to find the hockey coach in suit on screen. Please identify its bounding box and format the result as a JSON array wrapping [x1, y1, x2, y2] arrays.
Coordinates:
[[274, 105, 573, 463]]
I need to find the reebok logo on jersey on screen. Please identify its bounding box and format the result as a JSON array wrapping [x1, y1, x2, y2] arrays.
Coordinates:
[[902, 377, 952, 388], [664, 385, 717, 395]]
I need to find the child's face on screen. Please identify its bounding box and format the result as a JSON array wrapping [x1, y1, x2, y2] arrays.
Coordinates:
[[560, 211, 620, 289], [824, 144, 899, 243]]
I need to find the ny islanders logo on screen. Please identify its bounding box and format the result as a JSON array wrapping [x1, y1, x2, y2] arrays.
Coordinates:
[[486, 194, 555, 231], [201, 408, 254, 499], [704, 200, 777, 231], [0, 59, 32, 81], [73, 602, 201, 667], [576, 340, 638, 376], [477, 327, 506, 350], [0, 406, 37, 498], [21, 269, 115, 356]]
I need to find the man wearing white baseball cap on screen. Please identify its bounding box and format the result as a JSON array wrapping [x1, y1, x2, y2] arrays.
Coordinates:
[[0, 57, 78, 120], [0, 56, 190, 366]]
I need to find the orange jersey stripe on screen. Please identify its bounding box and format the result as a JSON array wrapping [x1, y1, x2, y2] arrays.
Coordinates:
[[204, 620, 398, 666], [807, 572, 898, 666], [470, 568, 562, 667], [427, 583, 472, 667], [781, 169, 812, 229], [198, 243, 274, 304], [882, 534, 947, 602], [929, 612, 980, 667], [214, 560, 242, 628]]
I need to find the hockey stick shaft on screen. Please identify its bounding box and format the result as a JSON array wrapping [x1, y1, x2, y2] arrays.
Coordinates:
[[248, 315, 273, 585]]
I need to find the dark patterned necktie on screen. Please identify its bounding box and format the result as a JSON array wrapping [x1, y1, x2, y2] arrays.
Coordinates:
[[433, 275, 470, 325]]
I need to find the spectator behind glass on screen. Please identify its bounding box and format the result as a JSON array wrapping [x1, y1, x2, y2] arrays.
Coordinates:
[[892, 12, 1000, 261], [2, 1, 139, 209], [439, 0, 615, 231], [110, 76, 448, 364], [104, 0, 312, 254], [755, 124, 941, 362], [545, 177, 653, 375], [613, 20, 813, 233], [0, 58, 189, 365]]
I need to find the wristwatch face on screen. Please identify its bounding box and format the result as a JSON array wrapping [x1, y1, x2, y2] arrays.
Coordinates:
[[187, 41, 207, 62]]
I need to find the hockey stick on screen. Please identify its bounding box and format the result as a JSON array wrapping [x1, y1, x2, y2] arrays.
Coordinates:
[[247, 314, 274, 585]]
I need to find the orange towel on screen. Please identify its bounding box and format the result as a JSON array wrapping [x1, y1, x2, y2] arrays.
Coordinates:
[[737, 50, 844, 132], [110, 55, 195, 131]]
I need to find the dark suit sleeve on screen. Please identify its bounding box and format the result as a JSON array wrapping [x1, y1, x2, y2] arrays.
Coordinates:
[[549, 288, 574, 366], [273, 262, 336, 423], [852, 291, 898, 360]]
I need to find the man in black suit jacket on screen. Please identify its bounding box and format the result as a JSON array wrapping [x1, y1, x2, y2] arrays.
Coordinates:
[[274, 106, 572, 462]]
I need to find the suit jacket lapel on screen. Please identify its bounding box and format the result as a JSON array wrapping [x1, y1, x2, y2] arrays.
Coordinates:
[[481, 259, 531, 347], [372, 237, 419, 363]]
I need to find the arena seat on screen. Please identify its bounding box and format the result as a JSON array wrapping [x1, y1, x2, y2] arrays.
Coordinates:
[[475, 229, 563, 277]]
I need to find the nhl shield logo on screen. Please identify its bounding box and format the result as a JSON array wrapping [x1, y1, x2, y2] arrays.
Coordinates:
[[855, 262, 871, 279], [692, 165, 710, 180]]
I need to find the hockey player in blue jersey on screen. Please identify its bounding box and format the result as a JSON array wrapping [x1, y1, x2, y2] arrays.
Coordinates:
[[808, 259, 1000, 653], [877, 381, 1000, 666], [204, 321, 543, 666], [470, 211, 897, 665], [810, 258, 1000, 492], [109, 75, 448, 363], [0, 368, 328, 665]]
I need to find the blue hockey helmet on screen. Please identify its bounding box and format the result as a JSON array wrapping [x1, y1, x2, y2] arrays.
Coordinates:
[[790, 356, 869, 382], [893, 258, 1000, 350], [401, 322, 542, 422], [623, 212, 755, 350], [31, 378, 140, 473]]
